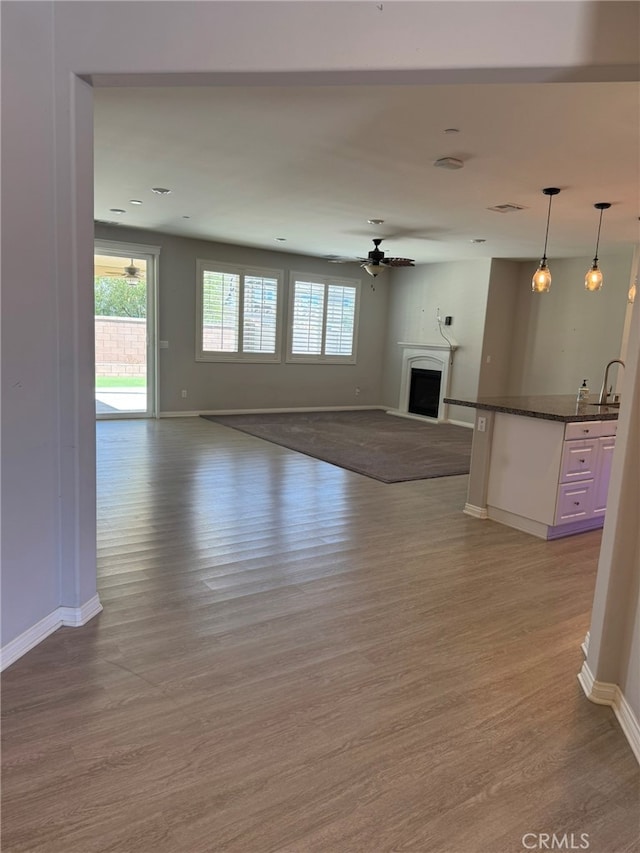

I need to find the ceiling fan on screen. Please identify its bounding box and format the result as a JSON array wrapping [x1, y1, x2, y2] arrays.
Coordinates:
[[103, 259, 145, 283], [358, 239, 415, 278]]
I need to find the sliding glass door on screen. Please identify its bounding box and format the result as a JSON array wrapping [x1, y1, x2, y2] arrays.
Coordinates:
[[94, 240, 159, 418]]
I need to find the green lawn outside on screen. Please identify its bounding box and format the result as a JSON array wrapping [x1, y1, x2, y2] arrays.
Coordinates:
[[95, 376, 147, 388]]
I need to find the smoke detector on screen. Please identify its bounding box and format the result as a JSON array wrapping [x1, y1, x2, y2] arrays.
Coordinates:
[[434, 157, 464, 170]]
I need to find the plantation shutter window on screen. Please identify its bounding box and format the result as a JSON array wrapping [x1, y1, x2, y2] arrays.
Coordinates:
[[196, 261, 282, 362], [288, 274, 359, 364]]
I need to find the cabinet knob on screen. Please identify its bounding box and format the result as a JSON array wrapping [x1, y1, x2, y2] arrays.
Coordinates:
[[583, 429, 590, 433], [579, 458, 586, 463], [574, 501, 581, 506]]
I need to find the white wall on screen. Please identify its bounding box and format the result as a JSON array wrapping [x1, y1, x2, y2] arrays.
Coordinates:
[[382, 260, 492, 424], [507, 252, 634, 396], [95, 224, 388, 413]]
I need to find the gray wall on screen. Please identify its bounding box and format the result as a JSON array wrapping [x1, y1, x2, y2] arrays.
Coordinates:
[[95, 224, 390, 413], [381, 260, 493, 424], [507, 252, 633, 396], [478, 260, 521, 396]]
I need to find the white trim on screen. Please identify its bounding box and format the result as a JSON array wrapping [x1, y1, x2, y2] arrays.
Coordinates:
[[464, 503, 488, 519], [94, 238, 161, 257], [397, 343, 457, 423], [162, 406, 389, 418], [186, 405, 388, 417], [447, 419, 474, 429], [59, 594, 103, 627], [487, 506, 551, 538], [1, 595, 103, 672], [398, 342, 458, 351], [386, 409, 438, 425], [582, 631, 590, 658], [486, 505, 604, 540], [578, 663, 640, 765]]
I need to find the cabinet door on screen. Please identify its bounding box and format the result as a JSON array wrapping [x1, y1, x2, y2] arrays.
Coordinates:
[[559, 438, 598, 482], [592, 436, 616, 516]]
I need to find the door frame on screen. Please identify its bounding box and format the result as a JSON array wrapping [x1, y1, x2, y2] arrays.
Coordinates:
[[94, 238, 161, 419]]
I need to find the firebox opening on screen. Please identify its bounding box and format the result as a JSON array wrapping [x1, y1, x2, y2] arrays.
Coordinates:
[[408, 368, 442, 419]]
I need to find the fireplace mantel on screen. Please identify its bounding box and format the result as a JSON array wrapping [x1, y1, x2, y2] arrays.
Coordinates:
[[397, 341, 458, 352], [388, 342, 457, 423]]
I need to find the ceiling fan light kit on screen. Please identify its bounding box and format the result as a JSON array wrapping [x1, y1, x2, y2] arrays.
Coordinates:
[[359, 239, 415, 278]]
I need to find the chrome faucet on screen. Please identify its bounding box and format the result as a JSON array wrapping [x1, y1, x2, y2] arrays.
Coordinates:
[[598, 359, 625, 405]]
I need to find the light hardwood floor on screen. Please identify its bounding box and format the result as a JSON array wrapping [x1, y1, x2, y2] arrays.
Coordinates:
[[2, 417, 639, 853]]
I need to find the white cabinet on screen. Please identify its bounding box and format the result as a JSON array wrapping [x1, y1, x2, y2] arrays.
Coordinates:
[[484, 413, 618, 539], [553, 421, 616, 527], [592, 436, 616, 516]]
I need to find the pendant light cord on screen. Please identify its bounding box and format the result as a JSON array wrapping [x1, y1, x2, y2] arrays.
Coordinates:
[[541, 192, 553, 263], [593, 208, 604, 264]]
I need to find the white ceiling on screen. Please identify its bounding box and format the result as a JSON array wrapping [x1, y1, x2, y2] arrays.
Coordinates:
[[94, 81, 639, 267]]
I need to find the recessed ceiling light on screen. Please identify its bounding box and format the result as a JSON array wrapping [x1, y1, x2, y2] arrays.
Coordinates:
[[151, 187, 172, 195], [275, 237, 287, 242], [471, 238, 486, 244], [367, 219, 384, 225], [444, 128, 460, 134], [109, 208, 126, 214], [129, 199, 143, 205]]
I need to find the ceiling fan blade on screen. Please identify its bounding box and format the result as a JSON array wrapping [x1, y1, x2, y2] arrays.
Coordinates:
[[382, 257, 415, 267]]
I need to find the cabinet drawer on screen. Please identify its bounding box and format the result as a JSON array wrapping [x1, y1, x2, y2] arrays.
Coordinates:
[[565, 421, 600, 440], [565, 420, 618, 439], [555, 480, 594, 524], [559, 438, 598, 482]]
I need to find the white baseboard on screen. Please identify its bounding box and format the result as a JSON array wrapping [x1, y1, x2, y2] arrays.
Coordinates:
[[1, 594, 103, 672], [578, 662, 640, 765], [581, 631, 590, 658], [163, 405, 388, 418], [464, 503, 488, 519]]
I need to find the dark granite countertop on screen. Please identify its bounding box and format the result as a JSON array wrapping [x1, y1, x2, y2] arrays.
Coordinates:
[[443, 394, 620, 423]]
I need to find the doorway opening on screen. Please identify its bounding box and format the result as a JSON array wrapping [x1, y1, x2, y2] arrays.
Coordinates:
[[94, 241, 159, 418]]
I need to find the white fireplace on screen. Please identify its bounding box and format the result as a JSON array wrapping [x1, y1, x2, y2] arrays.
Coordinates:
[[389, 342, 457, 423]]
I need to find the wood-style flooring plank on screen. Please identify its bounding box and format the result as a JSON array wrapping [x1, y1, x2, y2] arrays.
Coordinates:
[[2, 417, 638, 853]]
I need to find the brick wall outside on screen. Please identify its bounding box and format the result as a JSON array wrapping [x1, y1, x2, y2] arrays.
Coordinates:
[[95, 316, 146, 376]]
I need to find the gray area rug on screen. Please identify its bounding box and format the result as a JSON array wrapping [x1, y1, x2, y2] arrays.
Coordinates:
[[201, 410, 472, 483]]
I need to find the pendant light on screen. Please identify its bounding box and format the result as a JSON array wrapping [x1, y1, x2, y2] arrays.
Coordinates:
[[629, 278, 637, 304], [584, 202, 611, 292], [532, 188, 561, 293]]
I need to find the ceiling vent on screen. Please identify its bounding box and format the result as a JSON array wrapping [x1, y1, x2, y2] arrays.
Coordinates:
[[434, 157, 464, 170], [487, 203, 527, 213]]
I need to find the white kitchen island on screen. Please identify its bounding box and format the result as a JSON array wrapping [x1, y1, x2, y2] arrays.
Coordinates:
[[444, 395, 620, 539]]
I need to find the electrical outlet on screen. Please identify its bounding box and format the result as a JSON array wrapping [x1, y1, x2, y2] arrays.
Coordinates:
[[477, 416, 487, 432], [355, 386, 361, 396], [181, 389, 187, 398]]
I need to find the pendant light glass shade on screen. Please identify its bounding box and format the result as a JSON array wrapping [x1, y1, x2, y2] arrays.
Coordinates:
[[629, 279, 637, 304], [584, 203, 610, 292], [532, 188, 560, 293], [532, 263, 552, 293]]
